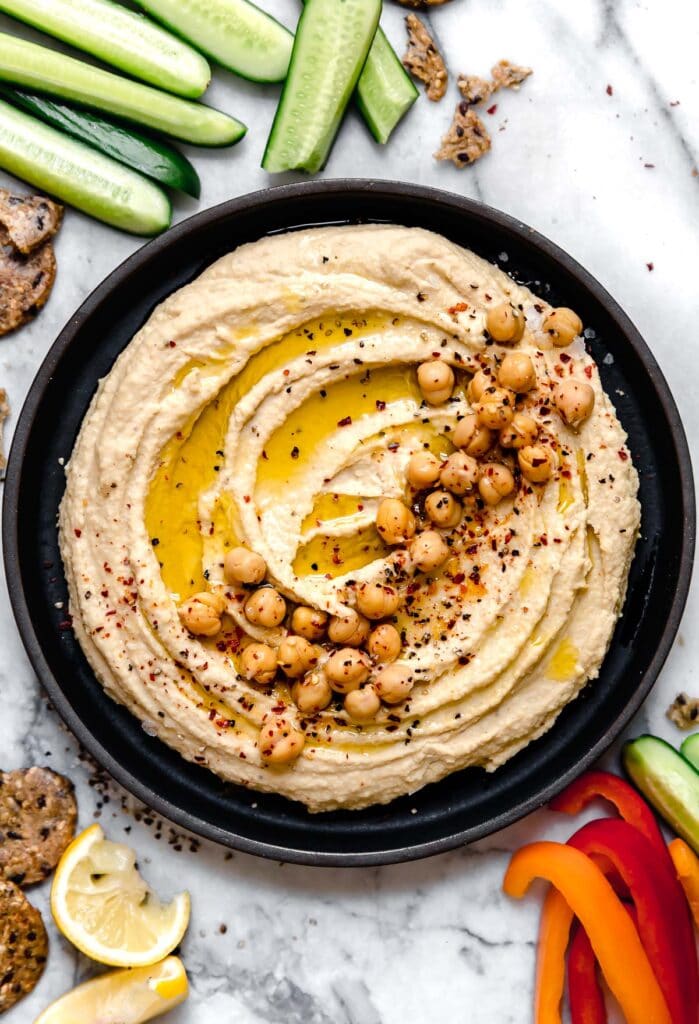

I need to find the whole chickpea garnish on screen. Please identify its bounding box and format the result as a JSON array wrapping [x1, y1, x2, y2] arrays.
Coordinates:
[[376, 497, 416, 545], [179, 591, 226, 637], [440, 451, 479, 496], [244, 587, 287, 628], [328, 610, 370, 647], [486, 302, 525, 342], [240, 642, 277, 685], [474, 387, 515, 431], [344, 684, 381, 723], [406, 450, 442, 488], [518, 445, 557, 484], [478, 463, 516, 506], [277, 635, 320, 678], [417, 360, 455, 405], [367, 623, 402, 663], [425, 490, 462, 529], [356, 582, 401, 620], [466, 369, 492, 405], [259, 712, 305, 765], [542, 307, 583, 347], [498, 353, 537, 394], [374, 665, 415, 705], [410, 530, 450, 572], [291, 605, 328, 641], [453, 414, 494, 458], [223, 546, 266, 586], [325, 648, 371, 693], [499, 412, 539, 450], [291, 673, 332, 714], [554, 379, 595, 429]]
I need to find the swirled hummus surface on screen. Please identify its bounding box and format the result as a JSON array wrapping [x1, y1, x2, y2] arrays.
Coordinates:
[[59, 225, 640, 811]]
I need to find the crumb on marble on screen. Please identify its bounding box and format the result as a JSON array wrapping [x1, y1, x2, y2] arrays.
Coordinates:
[[667, 692, 699, 730], [490, 60, 532, 91], [434, 103, 491, 167], [402, 13, 448, 102]]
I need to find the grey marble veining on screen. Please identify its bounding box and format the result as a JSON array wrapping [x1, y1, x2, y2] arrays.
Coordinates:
[[0, 0, 696, 1020]]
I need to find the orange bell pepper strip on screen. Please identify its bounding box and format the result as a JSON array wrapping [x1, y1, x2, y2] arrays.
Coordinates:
[[503, 841, 672, 1024], [568, 925, 607, 1024], [669, 837, 699, 927], [534, 887, 574, 1024]]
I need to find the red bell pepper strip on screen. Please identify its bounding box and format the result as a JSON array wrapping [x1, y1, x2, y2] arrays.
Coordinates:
[[568, 925, 606, 1024]]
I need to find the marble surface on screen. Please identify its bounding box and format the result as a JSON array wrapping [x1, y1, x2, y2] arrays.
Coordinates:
[[1, 0, 697, 1020]]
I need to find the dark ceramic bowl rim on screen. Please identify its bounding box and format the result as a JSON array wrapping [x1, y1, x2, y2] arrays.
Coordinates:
[[3, 179, 695, 866]]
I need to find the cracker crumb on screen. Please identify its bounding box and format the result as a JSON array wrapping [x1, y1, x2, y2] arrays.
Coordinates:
[[667, 692, 699, 730], [491, 60, 532, 91], [435, 103, 491, 167], [457, 74, 494, 106], [402, 13, 448, 102]]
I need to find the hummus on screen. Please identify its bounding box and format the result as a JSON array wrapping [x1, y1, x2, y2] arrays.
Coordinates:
[[59, 225, 640, 812]]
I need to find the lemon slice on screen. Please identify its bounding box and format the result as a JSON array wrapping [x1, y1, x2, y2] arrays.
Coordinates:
[[51, 824, 190, 967], [34, 955, 188, 1023]]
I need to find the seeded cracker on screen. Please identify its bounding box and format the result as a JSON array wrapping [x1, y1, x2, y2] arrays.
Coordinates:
[[0, 767, 77, 886], [667, 692, 699, 730], [435, 103, 491, 167], [0, 880, 48, 1012], [0, 190, 63, 255], [0, 227, 57, 336], [402, 13, 448, 102]]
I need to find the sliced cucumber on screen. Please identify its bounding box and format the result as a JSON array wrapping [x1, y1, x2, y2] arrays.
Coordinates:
[[262, 0, 381, 173], [0, 0, 211, 98], [623, 735, 699, 853], [4, 87, 200, 197], [356, 26, 418, 144], [0, 97, 171, 235], [681, 733, 699, 772], [133, 0, 293, 85], [0, 32, 245, 146]]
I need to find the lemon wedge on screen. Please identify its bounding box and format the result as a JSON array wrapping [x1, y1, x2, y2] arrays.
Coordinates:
[[51, 824, 190, 967], [34, 955, 188, 1023]]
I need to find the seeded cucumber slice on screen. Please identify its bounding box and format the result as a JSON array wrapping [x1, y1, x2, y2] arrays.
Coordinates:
[[0, 97, 171, 235], [262, 0, 381, 173], [623, 735, 699, 853], [356, 26, 418, 144]]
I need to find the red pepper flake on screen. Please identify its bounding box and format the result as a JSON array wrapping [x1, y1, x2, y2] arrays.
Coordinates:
[[73, 528, 82, 538], [168, 340, 176, 348], [243, 495, 251, 503], [584, 365, 593, 379], [559, 352, 571, 364], [618, 449, 629, 461], [447, 302, 468, 315], [646, 261, 654, 272], [337, 416, 352, 427], [375, 400, 386, 411], [486, 103, 497, 115], [606, 84, 613, 96], [451, 572, 465, 585]]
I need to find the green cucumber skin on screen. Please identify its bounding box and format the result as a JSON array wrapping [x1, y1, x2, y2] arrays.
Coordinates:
[[0, 97, 171, 235], [5, 88, 200, 197], [263, 0, 381, 173], [356, 26, 418, 144], [623, 735, 699, 853], [0, 0, 211, 98], [681, 733, 699, 772], [133, 0, 293, 85], [0, 32, 246, 146]]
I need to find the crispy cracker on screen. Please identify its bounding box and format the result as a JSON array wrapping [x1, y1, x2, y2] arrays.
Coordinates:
[[0, 880, 48, 1012], [0, 767, 77, 886], [0, 190, 63, 255], [402, 13, 448, 102], [0, 229, 56, 337], [435, 102, 491, 167]]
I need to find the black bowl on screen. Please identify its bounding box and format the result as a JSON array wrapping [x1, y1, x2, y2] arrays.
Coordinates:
[[3, 180, 695, 865]]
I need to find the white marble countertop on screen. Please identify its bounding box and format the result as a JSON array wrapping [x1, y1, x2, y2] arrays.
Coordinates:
[[1, 0, 697, 1020]]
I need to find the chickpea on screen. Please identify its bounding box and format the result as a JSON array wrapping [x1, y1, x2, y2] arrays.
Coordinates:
[[518, 445, 557, 484], [473, 387, 516, 431], [356, 581, 401, 620], [277, 635, 320, 678], [223, 546, 266, 586], [344, 685, 381, 723], [178, 591, 226, 637], [410, 530, 450, 572], [325, 648, 371, 693], [486, 302, 525, 343], [240, 642, 277, 685], [478, 463, 516, 506], [328, 610, 370, 647], [425, 490, 462, 529], [417, 360, 455, 405], [453, 414, 494, 458], [542, 307, 583, 348], [499, 412, 539, 450], [291, 673, 332, 714], [367, 623, 402, 663], [406, 450, 442, 489], [243, 587, 286, 628], [466, 368, 492, 405], [259, 712, 305, 765], [374, 665, 415, 705], [554, 379, 595, 429], [375, 497, 416, 545], [291, 605, 328, 641], [498, 353, 537, 393], [440, 451, 479, 496]]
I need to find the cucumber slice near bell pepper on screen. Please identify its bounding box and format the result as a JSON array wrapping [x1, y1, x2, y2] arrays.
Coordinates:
[[0, 32, 245, 146], [0, 97, 171, 235], [3, 87, 200, 197], [132, 0, 293, 85], [681, 733, 699, 772], [262, 0, 381, 173], [623, 735, 699, 853], [356, 26, 418, 144], [0, 0, 211, 98]]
